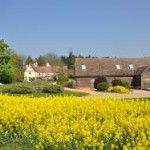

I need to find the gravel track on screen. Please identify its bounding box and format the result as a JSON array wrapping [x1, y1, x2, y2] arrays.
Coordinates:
[[65, 87, 150, 98]]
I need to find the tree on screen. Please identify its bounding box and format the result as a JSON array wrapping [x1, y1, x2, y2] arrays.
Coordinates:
[[61, 50, 76, 70], [67, 50, 76, 69], [0, 39, 13, 83], [25, 56, 34, 65], [11, 52, 24, 82], [36, 55, 46, 66], [44, 52, 64, 66]]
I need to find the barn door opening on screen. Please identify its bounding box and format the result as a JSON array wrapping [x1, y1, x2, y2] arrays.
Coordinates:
[[132, 76, 141, 89]]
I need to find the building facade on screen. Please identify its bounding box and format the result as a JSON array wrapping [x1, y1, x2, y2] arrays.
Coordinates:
[[75, 58, 150, 89], [24, 63, 67, 82]]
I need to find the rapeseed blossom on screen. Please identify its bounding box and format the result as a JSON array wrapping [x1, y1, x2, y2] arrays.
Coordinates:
[[0, 95, 150, 149]]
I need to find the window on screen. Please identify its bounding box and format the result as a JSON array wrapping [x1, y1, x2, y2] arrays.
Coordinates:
[[129, 64, 134, 69], [29, 71, 31, 74], [81, 65, 87, 70], [116, 64, 121, 69]]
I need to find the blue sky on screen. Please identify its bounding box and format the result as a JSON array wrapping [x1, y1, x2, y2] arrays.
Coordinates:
[[0, 0, 150, 58]]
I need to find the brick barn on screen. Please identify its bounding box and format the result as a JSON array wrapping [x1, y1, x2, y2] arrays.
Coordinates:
[[75, 57, 150, 89]]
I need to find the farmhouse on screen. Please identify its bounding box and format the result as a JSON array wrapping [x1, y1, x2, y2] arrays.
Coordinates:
[[24, 63, 67, 82], [75, 57, 150, 89]]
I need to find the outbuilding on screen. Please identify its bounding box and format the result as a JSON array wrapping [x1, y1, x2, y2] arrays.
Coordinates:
[[75, 57, 150, 89]]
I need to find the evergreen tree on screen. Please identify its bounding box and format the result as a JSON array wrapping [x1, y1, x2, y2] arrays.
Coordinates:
[[25, 56, 34, 65], [36, 55, 46, 66]]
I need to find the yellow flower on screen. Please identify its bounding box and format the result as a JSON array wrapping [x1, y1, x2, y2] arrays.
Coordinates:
[[0, 95, 149, 149]]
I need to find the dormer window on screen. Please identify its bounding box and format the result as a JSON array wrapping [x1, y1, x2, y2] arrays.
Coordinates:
[[116, 64, 121, 69], [129, 64, 134, 69], [81, 65, 87, 70]]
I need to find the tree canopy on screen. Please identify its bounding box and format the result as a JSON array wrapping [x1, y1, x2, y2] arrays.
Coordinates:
[[11, 52, 24, 82], [25, 56, 34, 65], [0, 40, 13, 83]]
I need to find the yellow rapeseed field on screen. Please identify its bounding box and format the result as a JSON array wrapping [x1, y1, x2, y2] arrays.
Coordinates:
[[0, 95, 150, 149]]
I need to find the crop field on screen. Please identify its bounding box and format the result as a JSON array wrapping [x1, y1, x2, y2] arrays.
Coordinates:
[[0, 95, 150, 149]]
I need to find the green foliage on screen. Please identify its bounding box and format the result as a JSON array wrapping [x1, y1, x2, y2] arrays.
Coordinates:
[[0, 65, 13, 83], [96, 82, 109, 91], [94, 76, 107, 88], [36, 55, 46, 66], [1, 82, 64, 94], [112, 79, 130, 89], [121, 80, 130, 89], [61, 50, 76, 70], [25, 56, 34, 65], [57, 77, 76, 88], [112, 79, 122, 86], [64, 79, 76, 88], [11, 53, 24, 82], [57, 76, 69, 85], [68, 69, 75, 78], [111, 86, 130, 94], [0, 39, 13, 83], [2, 85, 33, 94], [42, 84, 64, 94]]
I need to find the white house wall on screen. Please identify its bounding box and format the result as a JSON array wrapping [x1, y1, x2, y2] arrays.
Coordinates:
[[24, 66, 37, 81], [24, 66, 55, 81]]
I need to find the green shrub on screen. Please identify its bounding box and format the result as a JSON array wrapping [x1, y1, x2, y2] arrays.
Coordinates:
[[42, 84, 64, 94], [112, 79, 130, 89], [111, 86, 130, 94], [121, 80, 130, 89], [112, 79, 122, 86], [94, 76, 107, 88], [30, 80, 45, 92], [57, 77, 69, 86], [96, 82, 109, 91], [64, 80, 76, 88], [2, 85, 33, 94]]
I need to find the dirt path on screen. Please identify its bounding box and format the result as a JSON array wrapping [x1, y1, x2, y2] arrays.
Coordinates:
[[65, 87, 150, 98]]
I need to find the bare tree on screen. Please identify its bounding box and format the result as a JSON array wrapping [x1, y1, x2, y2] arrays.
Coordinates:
[[44, 52, 64, 66]]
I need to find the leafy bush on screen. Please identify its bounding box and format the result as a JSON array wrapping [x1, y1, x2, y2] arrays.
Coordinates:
[[96, 82, 109, 91], [2, 85, 33, 94], [121, 80, 130, 89], [30, 80, 46, 92], [112, 79, 130, 89], [42, 84, 64, 94], [111, 86, 130, 94], [1, 81, 64, 94], [64, 79, 76, 88], [112, 79, 122, 86], [94, 76, 107, 88], [57, 77, 69, 86]]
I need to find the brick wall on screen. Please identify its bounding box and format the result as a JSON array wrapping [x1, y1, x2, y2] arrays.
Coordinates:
[[76, 76, 136, 88]]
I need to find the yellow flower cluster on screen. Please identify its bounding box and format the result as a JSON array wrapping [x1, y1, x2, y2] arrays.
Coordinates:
[[111, 85, 130, 93], [0, 95, 150, 149]]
